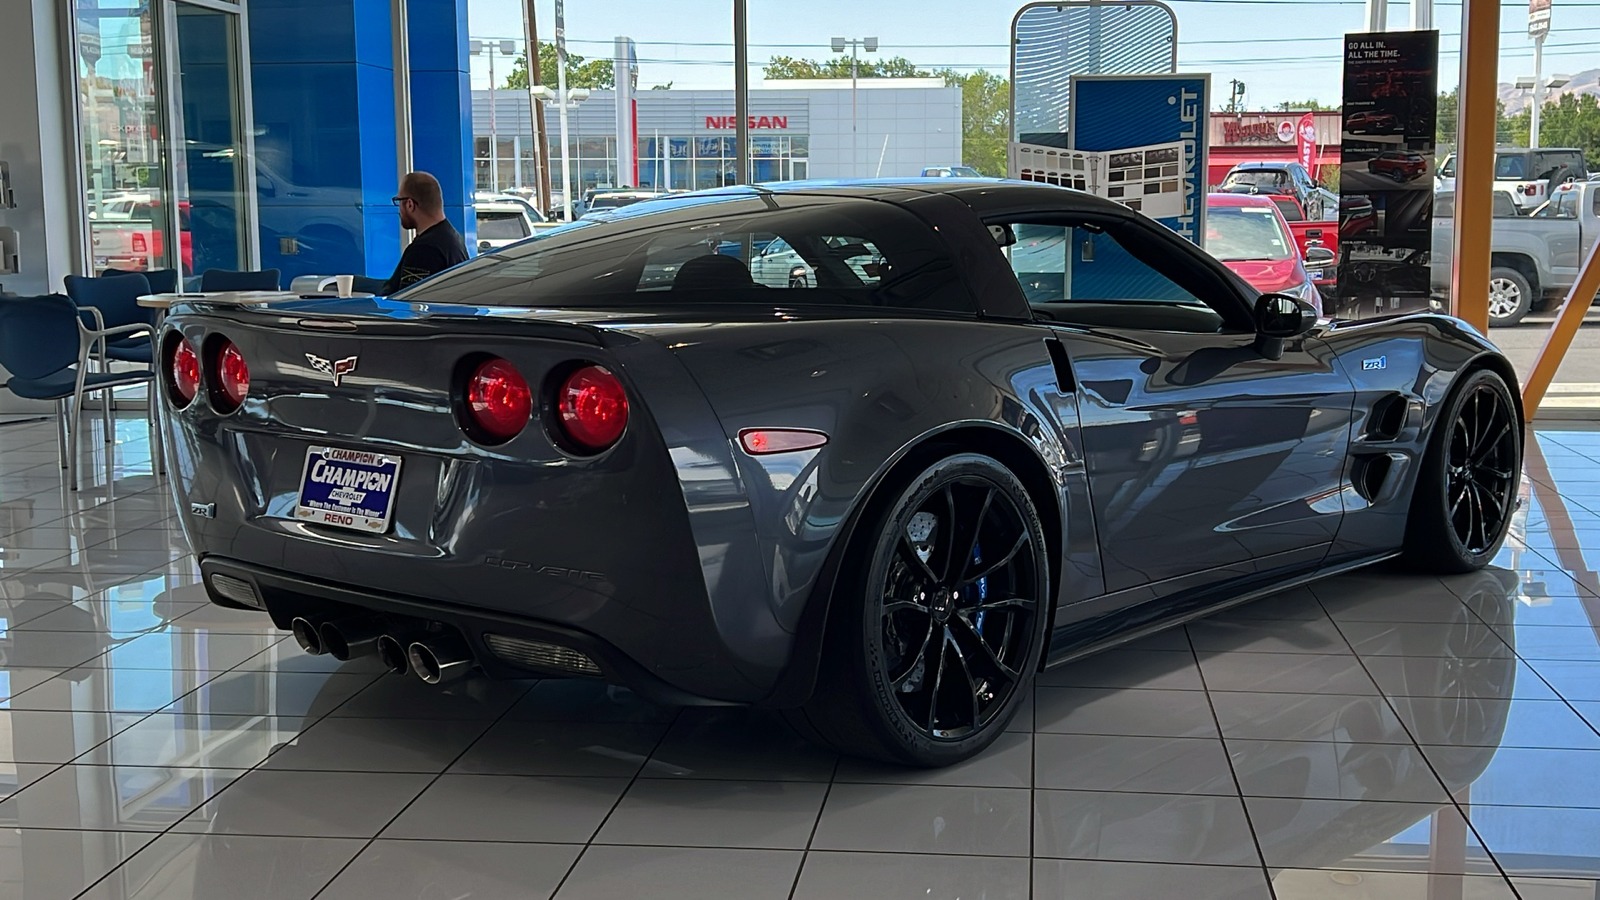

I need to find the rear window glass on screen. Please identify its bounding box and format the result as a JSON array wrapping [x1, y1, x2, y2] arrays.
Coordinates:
[[397, 195, 975, 314], [1271, 198, 1304, 221], [476, 211, 530, 240]]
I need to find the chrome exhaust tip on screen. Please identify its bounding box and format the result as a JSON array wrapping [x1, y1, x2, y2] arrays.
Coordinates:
[[290, 617, 325, 655], [407, 636, 473, 685], [318, 618, 383, 661], [376, 634, 411, 675]]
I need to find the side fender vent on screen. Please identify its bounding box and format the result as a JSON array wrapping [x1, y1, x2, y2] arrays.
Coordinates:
[[1352, 453, 1394, 502], [1366, 393, 1409, 442]]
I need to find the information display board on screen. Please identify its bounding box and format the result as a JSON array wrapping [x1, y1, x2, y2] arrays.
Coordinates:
[[1336, 30, 1439, 320]]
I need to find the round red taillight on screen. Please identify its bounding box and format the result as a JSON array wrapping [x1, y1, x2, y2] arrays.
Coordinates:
[[169, 337, 200, 407], [216, 340, 249, 411], [557, 365, 628, 452], [466, 357, 532, 443]]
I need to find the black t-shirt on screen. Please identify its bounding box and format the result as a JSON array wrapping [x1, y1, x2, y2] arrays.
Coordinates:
[[381, 219, 469, 294]]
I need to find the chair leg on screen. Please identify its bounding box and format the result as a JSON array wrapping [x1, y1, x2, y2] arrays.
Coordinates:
[[147, 381, 164, 479], [104, 387, 115, 445], [55, 399, 68, 470], [69, 394, 81, 492]]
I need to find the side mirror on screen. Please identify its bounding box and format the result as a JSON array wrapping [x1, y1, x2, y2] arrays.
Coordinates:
[[1254, 293, 1318, 360], [1304, 246, 1336, 268]]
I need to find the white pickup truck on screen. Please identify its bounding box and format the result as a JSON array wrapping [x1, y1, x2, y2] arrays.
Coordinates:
[[1436, 147, 1588, 215], [1431, 180, 1600, 325]]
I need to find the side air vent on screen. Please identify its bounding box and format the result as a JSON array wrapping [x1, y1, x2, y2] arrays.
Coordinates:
[[484, 633, 603, 677], [1352, 454, 1394, 502], [1366, 393, 1408, 442]]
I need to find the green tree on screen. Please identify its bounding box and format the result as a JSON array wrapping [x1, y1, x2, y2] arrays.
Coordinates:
[[763, 56, 1011, 176], [504, 43, 614, 90], [762, 55, 929, 79], [1275, 99, 1337, 111], [1533, 92, 1600, 160], [933, 68, 1009, 177], [1436, 88, 1515, 152]]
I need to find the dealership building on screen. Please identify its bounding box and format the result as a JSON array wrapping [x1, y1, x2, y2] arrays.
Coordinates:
[[470, 79, 963, 195]]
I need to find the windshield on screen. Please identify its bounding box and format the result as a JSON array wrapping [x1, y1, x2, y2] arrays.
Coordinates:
[[476, 211, 530, 240], [1440, 156, 1455, 177], [1206, 205, 1296, 262], [1223, 170, 1291, 190]]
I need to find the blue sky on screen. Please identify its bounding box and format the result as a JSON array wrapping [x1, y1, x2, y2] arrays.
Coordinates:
[[466, 0, 1600, 109]]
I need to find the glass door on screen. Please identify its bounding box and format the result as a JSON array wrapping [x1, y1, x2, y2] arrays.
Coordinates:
[[74, 0, 174, 276], [72, 0, 256, 283], [167, 0, 256, 282]]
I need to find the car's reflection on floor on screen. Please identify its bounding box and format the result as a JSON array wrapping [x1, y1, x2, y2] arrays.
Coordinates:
[[6, 417, 1600, 898]]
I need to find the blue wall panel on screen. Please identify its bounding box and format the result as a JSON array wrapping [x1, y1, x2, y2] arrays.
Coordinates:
[[249, 0, 473, 283]]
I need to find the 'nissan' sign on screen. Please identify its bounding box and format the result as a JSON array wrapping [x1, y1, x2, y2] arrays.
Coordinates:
[[705, 115, 790, 130]]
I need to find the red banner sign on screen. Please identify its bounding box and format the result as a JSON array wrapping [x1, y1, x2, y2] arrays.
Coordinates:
[[1295, 112, 1317, 176]]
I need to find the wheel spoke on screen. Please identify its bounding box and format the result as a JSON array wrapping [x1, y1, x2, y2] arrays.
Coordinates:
[[956, 488, 996, 583], [926, 632, 949, 733], [888, 615, 936, 689], [974, 594, 1037, 613], [941, 626, 983, 732], [960, 531, 1029, 587], [951, 613, 1020, 683], [1473, 422, 1510, 465], [883, 598, 931, 616], [895, 536, 939, 586], [938, 485, 958, 582]]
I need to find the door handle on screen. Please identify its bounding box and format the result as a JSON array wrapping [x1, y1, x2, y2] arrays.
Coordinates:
[[1045, 338, 1076, 392]]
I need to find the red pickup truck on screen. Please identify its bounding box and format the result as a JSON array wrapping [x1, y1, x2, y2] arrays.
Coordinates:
[[1260, 193, 1339, 287]]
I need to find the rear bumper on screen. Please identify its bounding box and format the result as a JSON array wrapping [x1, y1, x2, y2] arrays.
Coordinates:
[[200, 555, 739, 707]]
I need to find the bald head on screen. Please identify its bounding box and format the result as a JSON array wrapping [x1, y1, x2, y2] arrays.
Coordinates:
[[397, 171, 445, 231]]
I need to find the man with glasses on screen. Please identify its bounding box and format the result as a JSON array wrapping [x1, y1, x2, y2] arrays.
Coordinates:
[[380, 172, 469, 295]]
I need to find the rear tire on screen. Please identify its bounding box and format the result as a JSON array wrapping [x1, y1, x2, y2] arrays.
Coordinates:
[[1487, 267, 1533, 327], [1403, 369, 1522, 573], [786, 453, 1049, 767]]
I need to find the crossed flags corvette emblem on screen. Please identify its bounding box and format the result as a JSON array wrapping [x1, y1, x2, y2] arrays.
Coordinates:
[[306, 353, 359, 387]]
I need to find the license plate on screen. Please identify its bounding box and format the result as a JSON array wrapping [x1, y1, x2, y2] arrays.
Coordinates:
[[294, 446, 402, 533]]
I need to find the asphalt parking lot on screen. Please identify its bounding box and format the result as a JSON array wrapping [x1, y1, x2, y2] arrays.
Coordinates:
[[1488, 309, 1600, 385]]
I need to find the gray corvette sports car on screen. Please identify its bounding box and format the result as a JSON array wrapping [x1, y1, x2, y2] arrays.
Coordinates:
[[161, 180, 1523, 766]]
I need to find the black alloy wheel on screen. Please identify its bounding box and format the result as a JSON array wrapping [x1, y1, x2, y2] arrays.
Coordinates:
[[1404, 369, 1522, 573], [788, 453, 1049, 766], [1444, 382, 1519, 555], [877, 475, 1041, 740]]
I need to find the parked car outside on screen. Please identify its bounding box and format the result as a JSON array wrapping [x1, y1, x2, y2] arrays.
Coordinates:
[[1205, 193, 1322, 311], [474, 201, 539, 254], [1261, 193, 1341, 287], [1431, 180, 1600, 325], [921, 166, 983, 177], [1220, 161, 1337, 219], [1436, 147, 1588, 212]]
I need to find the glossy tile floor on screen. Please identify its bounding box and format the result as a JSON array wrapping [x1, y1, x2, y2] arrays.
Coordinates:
[[5, 413, 1600, 899]]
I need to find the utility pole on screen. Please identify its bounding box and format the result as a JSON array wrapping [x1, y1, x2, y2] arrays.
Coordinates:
[[734, 0, 750, 184], [1531, 33, 1546, 148], [521, 0, 552, 214]]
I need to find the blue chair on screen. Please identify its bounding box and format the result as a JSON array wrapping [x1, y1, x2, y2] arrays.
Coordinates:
[[200, 268, 280, 292], [63, 272, 156, 365], [0, 295, 156, 490], [103, 267, 178, 295]]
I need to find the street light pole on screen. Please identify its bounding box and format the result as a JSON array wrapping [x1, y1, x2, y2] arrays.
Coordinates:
[[831, 36, 877, 177], [555, 0, 573, 221], [521, 0, 552, 215], [734, 0, 750, 185], [1531, 33, 1545, 148]]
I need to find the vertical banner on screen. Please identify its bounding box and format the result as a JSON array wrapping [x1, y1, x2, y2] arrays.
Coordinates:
[[1296, 112, 1317, 174], [1068, 74, 1210, 246], [1335, 30, 1439, 320]]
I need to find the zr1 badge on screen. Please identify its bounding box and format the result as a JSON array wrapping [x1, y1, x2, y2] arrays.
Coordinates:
[[1362, 357, 1386, 371]]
